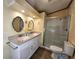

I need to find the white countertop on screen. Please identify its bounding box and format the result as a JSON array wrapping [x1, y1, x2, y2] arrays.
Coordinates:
[[8, 32, 41, 45]]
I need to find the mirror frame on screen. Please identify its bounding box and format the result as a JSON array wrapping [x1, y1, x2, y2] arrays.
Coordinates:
[[28, 20, 34, 31], [12, 16, 24, 32]]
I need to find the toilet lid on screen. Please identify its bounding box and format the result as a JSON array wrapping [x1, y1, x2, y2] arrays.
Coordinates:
[[50, 45, 63, 52]]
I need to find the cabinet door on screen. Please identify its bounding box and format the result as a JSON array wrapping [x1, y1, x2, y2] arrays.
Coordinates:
[[29, 39, 39, 57], [20, 46, 31, 59], [33, 36, 41, 47]]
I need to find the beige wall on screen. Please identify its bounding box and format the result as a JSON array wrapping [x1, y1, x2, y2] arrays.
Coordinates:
[[48, 9, 68, 18], [3, 2, 42, 37], [33, 12, 45, 45], [3, 5, 27, 36], [68, 0, 75, 45]]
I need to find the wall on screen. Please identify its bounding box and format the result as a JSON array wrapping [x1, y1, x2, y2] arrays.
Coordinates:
[[68, 1, 75, 58], [68, 0, 75, 45], [33, 12, 45, 45], [48, 9, 68, 18], [3, 6, 28, 36]]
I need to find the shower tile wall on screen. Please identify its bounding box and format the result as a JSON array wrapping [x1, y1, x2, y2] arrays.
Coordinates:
[[44, 16, 70, 48]]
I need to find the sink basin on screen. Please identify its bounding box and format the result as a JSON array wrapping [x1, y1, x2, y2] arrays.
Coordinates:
[[8, 32, 41, 45], [32, 33, 39, 36], [16, 36, 30, 42]]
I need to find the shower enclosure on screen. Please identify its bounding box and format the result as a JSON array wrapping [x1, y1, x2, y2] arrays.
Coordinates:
[[43, 16, 70, 48]]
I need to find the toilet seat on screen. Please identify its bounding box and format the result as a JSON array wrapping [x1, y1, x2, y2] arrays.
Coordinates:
[[50, 45, 63, 53]]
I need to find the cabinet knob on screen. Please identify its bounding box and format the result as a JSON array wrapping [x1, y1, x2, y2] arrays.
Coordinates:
[[31, 45, 33, 49]]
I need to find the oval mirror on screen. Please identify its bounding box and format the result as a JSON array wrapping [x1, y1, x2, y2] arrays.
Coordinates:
[[12, 16, 24, 32], [28, 20, 34, 31]]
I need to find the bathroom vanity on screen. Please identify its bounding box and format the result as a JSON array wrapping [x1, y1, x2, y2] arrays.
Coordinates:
[[7, 32, 41, 59]]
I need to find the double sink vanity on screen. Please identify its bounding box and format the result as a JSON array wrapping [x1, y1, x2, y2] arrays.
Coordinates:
[[6, 16, 41, 59], [7, 32, 41, 59]]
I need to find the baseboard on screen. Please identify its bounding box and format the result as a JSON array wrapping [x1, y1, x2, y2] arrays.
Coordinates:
[[39, 46, 52, 52]]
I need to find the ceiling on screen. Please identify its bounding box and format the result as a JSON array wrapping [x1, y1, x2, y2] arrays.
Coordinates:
[[25, 0, 72, 14], [4, 0, 42, 19]]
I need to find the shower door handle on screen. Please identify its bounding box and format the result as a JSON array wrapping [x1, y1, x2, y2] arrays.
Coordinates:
[[65, 29, 68, 32]]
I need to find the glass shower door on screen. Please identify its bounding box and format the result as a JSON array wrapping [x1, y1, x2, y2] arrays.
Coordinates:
[[43, 16, 70, 48]]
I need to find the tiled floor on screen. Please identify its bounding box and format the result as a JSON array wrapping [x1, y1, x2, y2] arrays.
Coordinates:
[[30, 47, 52, 59]]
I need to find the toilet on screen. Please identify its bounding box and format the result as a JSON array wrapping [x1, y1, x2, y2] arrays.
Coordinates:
[[50, 45, 63, 59], [50, 41, 75, 59]]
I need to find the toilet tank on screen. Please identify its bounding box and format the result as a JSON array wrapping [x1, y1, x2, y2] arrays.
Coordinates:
[[63, 41, 75, 56]]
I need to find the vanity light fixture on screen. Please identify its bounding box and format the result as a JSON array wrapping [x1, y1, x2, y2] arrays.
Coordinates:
[[21, 10, 25, 13], [33, 16, 35, 18], [49, 17, 57, 18], [28, 17, 33, 20]]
